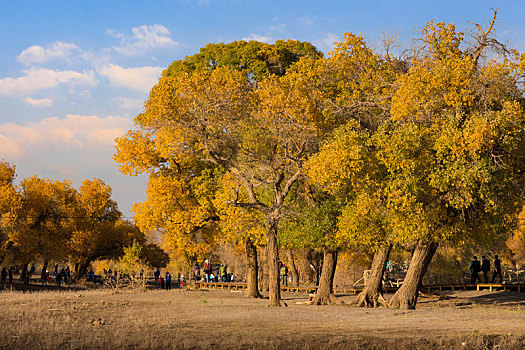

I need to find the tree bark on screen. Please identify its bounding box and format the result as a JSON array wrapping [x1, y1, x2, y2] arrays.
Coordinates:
[[19, 262, 28, 282], [245, 238, 262, 298], [389, 240, 438, 309], [312, 248, 339, 305], [286, 249, 299, 286], [266, 216, 284, 306], [353, 243, 392, 307], [76, 260, 91, 279], [299, 248, 316, 285], [40, 260, 48, 280], [259, 247, 269, 291]]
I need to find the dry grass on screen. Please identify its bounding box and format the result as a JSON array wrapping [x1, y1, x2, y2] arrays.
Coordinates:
[[0, 288, 524, 349]]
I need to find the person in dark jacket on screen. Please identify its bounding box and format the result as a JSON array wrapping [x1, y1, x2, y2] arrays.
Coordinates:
[[56, 270, 62, 287], [491, 255, 503, 283], [165, 272, 171, 290], [1, 267, 6, 284], [469, 256, 481, 284]]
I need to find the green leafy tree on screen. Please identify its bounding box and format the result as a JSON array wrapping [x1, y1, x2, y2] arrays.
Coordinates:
[[118, 240, 148, 287], [115, 40, 323, 306]]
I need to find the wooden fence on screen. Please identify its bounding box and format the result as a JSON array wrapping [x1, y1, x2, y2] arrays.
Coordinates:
[[192, 281, 525, 294]]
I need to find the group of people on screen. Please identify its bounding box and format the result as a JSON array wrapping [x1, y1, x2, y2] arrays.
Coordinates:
[[469, 255, 502, 284], [50, 265, 72, 286], [0, 264, 72, 287], [1, 266, 14, 285], [154, 269, 186, 290], [202, 260, 234, 282]]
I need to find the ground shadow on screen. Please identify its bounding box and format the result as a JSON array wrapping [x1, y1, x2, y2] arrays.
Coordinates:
[[469, 291, 525, 306], [435, 290, 525, 306]]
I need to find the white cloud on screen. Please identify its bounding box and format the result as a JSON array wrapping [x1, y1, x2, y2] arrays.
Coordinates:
[[17, 41, 79, 65], [242, 34, 273, 43], [114, 97, 144, 111], [269, 24, 286, 34], [0, 68, 96, 97], [108, 24, 178, 56], [23, 97, 53, 107], [98, 64, 162, 92], [0, 114, 131, 158], [0, 115, 145, 216], [314, 32, 339, 54]]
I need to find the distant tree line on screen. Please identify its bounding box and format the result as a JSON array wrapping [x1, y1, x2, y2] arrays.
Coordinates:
[[0, 160, 169, 280]]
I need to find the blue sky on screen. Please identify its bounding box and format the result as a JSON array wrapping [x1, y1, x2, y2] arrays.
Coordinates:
[[1, 0, 524, 217]]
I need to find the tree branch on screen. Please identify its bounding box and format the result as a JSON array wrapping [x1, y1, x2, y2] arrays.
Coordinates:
[[281, 168, 302, 202]]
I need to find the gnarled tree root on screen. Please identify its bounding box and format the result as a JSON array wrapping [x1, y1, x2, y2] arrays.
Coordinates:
[[388, 292, 416, 309], [312, 293, 343, 305], [352, 290, 388, 308], [267, 299, 288, 307], [245, 291, 263, 299]]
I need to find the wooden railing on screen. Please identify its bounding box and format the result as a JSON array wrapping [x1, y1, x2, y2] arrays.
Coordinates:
[[192, 281, 525, 294]]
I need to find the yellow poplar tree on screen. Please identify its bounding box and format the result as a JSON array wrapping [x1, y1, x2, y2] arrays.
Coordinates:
[[0, 160, 21, 262], [115, 41, 323, 306], [7, 176, 77, 277], [69, 178, 142, 277]]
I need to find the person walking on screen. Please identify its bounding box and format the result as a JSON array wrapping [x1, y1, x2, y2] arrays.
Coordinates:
[[280, 264, 289, 286], [470, 256, 481, 284], [203, 260, 212, 282], [42, 270, 49, 286], [8, 266, 13, 285], [56, 270, 62, 287], [481, 256, 490, 283], [165, 272, 171, 290], [154, 269, 160, 284], [218, 264, 226, 282], [491, 255, 503, 283], [60, 267, 66, 285]]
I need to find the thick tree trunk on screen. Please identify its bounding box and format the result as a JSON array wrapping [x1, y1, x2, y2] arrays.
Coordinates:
[[266, 217, 283, 307], [389, 240, 438, 309], [312, 248, 339, 305], [245, 238, 262, 298], [76, 260, 91, 279], [259, 247, 269, 291], [184, 260, 190, 284], [299, 249, 316, 285], [354, 243, 392, 307], [40, 260, 48, 280], [19, 263, 28, 282], [286, 249, 299, 286]]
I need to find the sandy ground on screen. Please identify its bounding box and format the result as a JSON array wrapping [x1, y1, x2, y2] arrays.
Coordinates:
[[0, 287, 524, 349]]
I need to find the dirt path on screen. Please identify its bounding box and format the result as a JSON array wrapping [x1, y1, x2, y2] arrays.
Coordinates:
[[0, 288, 524, 349]]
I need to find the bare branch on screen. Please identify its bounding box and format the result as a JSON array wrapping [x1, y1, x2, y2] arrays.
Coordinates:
[[282, 168, 302, 201], [226, 200, 268, 212], [469, 9, 509, 65]]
